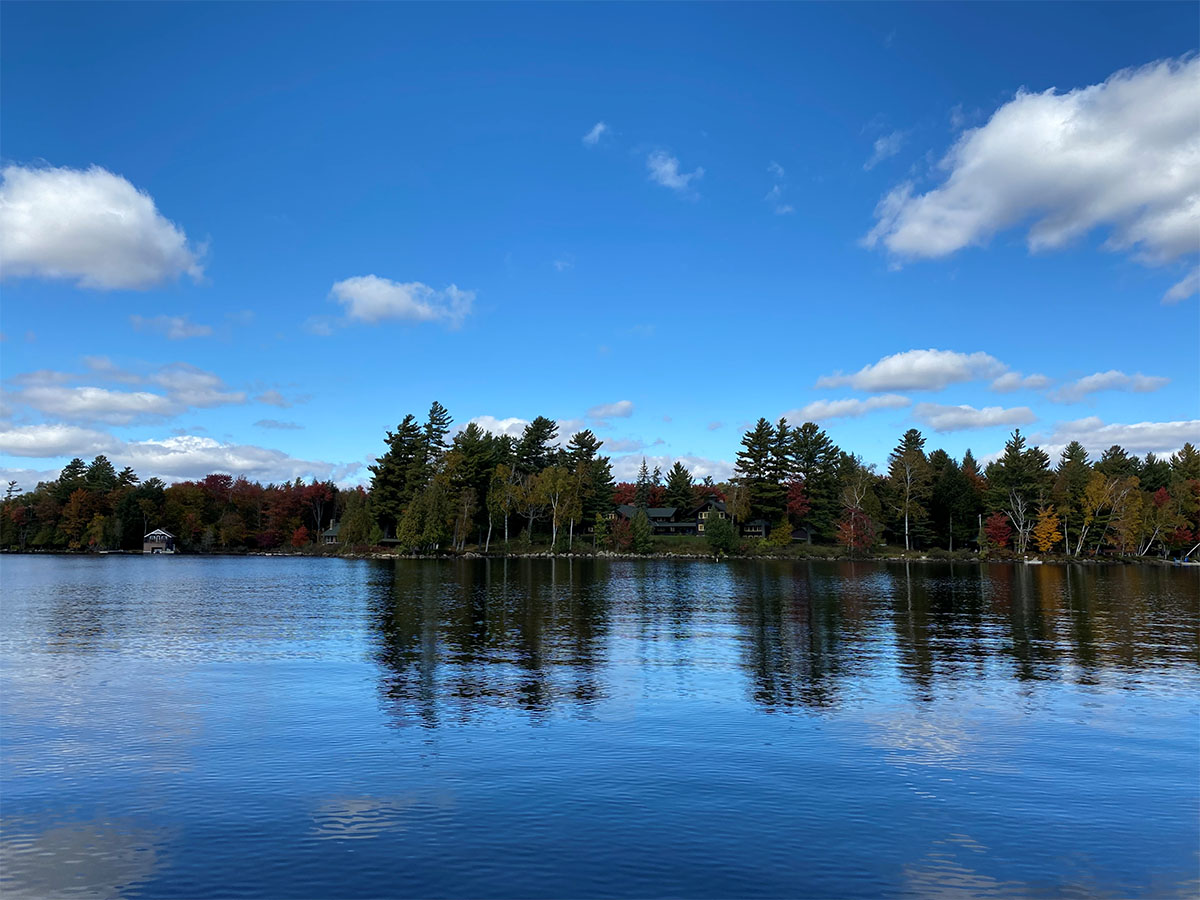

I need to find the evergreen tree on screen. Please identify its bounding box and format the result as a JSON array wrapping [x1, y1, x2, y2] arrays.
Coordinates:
[[633, 458, 652, 508], [886, 428, 931, 551], [630, 508, 653, 553], [1096, 444, 1137, 480], [986, 429, 1052, 554], [369, 414, 423, 535], [664, 461, 695, 511], [790, 423, 841, 542], [85, 455, 119, 492], [515, 416, 559, 475], [56, 458, 88, 502], [735, 418, 784, 521]]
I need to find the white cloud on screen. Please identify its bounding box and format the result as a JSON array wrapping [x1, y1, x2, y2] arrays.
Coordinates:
[[14, 385, 178, 424], [765, 164, 794, 214], [0, 424, 113, 457], [0, 164, 203, 289], [130, 314, 213, 339], [865, 56, 1200, 267], [647, 151, 704, 193], [254, 419, 303, 431], [816, 349, 1005, 392], [587, 400, 634, 419], [5, 361, 247, 424], [0, 423, 356, 484], [553, 256, 574, 272], [466, 415, 529, 439], [1050, 369, 1170, 403], [990, 371, 1051, 392], [913, 403, 1036, 432], [864, 130, 905, 170], [1163, 265, 1199, 303], [582, 122, 609, 146], [330, 275, 474, 327], [1044, 417, 1200, 456], [784, 394, 911, 422]]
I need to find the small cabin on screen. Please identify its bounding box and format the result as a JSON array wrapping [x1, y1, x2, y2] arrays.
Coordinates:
[[143, 528, 175, 554], [322, 521, 340, 545]]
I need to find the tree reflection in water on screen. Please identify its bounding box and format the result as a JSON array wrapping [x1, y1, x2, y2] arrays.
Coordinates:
[[368, 559, 1200, 724]]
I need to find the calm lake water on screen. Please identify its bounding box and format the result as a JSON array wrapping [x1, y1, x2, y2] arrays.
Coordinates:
[[1, 556, 1197, 899]]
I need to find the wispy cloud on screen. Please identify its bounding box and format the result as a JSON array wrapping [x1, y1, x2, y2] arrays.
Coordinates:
[[582, 122, 609, 147], [329, 275, 474, 328], [864, 130, 904, 170], [785, 395, 910, 422], [647, 151, 703, 193], [1050, 370, 1169, 403], [130, 314, 213, 340], [913, 402, 1036, 432]]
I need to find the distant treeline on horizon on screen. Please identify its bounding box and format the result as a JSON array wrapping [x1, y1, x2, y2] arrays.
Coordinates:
[[3, 401, 1198, 558]]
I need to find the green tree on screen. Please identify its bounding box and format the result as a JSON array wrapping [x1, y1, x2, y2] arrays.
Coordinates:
[[790, 423, 841, 542], [886, 428, 930, 551], [515, 416, 559, 476], [735, 418, 785, 521], [985, 429, 1051, 554], [704, 512, 737, 554], [369, 414, 424, 535], [664, 461, 694, 512], [633, 458, 652, 508], [630, 508, 654, 553]]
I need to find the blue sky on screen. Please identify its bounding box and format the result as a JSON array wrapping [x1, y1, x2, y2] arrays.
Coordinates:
[[1, 2, 1197, 485]]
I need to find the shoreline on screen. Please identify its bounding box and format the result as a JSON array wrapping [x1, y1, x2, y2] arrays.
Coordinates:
[[3, 547, 1194, 567]]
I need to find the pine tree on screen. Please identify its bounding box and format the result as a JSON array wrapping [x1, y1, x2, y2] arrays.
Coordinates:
[[664, 461, 694, 511], [735, 418, 784, 521], [515, 416, 559, 475], [790, 423, 841, 542], [887, 429, 931, 551], [369, 414, 423, 535], [633, 458, 652, 508], [630, 508, 653, 553]]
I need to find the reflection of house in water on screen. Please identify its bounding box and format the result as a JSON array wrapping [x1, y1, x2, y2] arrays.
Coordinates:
[[142, 529, 175, 554]]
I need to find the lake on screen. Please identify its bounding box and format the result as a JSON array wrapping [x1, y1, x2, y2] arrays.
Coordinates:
[[1, 555, 1197, 898]]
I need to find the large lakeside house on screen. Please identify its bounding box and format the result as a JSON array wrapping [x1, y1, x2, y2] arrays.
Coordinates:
[[611, 498, 778, 540]]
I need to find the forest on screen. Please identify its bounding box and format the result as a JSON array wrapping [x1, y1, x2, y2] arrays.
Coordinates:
[[3, 400, 1198, 559]]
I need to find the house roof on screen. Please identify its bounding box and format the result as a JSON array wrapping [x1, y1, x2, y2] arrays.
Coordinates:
[[616, 505, 678, 519], [144, 528, 174, 539], [323, 522, 341, 537]]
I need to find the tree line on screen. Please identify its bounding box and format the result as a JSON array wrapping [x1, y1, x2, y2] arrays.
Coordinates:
[[3, 402, 1198, 559]]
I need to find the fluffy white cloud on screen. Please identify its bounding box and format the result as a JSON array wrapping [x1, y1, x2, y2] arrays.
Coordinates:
[[330, 275, 474, 326], [989, 371, 1051, 392], [0, 424, 113, 457], [587, 400, 634, 419], [582, 122, 609, 146], [130, 314, 213, 339], [865, 56, 1200, 267], [14, 385, 177, 424], [646, 151, 703, 192], [0, 423, 357, 484], [864, 131, 905, 170], [816, 349, 1005, 392], [913, 403, 1036, 432], [5, 361, 247, 424], [1050, 370, 1169, 403], [0, 164, 203, 289], [466, 415, 530, 439], [784, 394, 910, 422], [1163, 265, 1199, 303], [1043, 417, 1200, 456]]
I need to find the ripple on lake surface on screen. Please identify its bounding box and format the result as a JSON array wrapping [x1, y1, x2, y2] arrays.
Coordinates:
[[1, 556, 1197, 898]]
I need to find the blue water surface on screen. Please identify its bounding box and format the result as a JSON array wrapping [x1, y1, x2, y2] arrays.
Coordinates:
[[1, 556, 1197, 898]]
